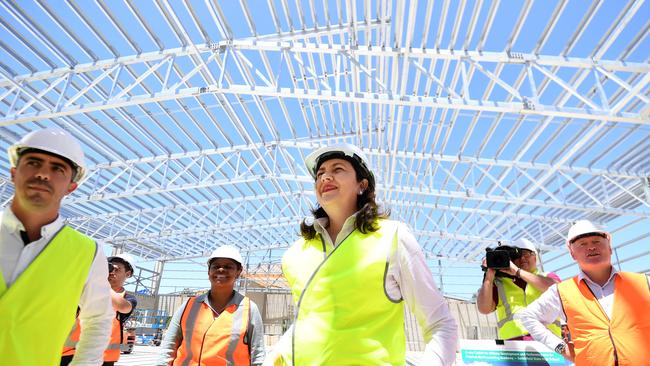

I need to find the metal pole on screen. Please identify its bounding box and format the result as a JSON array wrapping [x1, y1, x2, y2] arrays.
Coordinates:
[[152, 260, 165, 312], [537, 247, 545, 272], [614, 248, 622, 271], [438, 259, 444, 293]]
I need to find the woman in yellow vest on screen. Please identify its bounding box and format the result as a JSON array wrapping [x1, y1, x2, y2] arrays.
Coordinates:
[[476, 238, 562, 340], [266, 144, 458, 365], [157, 245, 266, 366]]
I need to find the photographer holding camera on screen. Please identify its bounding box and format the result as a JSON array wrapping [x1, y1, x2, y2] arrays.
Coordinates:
[[476, 239, 562, 340]]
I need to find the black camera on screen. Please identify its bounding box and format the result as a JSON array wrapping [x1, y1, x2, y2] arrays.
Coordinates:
[[108, 262, 115, 273], [484, 244, 522, 269]]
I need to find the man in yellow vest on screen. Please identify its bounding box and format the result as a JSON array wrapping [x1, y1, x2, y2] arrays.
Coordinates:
[[517, 220, 650, 365], [477, 238, 562, 340], [61, 253, 138, 365], [0, 128, 113, 366]]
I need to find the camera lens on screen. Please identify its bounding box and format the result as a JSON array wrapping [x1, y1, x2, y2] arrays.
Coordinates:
[[508, 247, 522, 260], [486, 250, 511, 269], [108, 262, 115, 273]]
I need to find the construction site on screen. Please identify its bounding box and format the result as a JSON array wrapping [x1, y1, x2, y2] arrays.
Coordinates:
[[0, 1, 648, 365]]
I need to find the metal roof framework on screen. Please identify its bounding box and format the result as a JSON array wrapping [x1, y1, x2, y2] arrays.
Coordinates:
[[0, 0, 648, 297]]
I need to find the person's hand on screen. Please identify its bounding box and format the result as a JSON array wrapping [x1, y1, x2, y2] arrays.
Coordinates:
[[261, 350, 283, 366], [563, 342, 575, 362], [501, 261, 520, 277], [482, 258, 496, 281]]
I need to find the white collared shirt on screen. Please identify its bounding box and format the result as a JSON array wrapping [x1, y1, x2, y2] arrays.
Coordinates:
[[307, 215, 459, 365], [0, 206, 113, 366], [577, 267, 618, 319]]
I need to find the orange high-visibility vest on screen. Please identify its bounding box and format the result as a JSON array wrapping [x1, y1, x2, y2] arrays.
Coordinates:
[[173, 293, 251, 366], [103, 315, 123, 362], [62, 317, 80, 356], [558, 272, 650, 366], [62, 296, 125, 361], [61, 316, 123, 361]]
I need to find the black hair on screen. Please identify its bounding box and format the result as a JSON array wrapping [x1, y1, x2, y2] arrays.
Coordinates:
[[300, 152, 389, 240], [108, 257, 133, 275]]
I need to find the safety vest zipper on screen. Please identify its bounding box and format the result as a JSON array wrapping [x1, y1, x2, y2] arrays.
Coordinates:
[[198, 317, 217, 365], [584, 281, 618, 366], [291, 232, 354, 365], [607, 328, 618, 366]]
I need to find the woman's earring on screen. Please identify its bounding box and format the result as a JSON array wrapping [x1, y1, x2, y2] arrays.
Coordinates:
[[358, 190, 364, 195]]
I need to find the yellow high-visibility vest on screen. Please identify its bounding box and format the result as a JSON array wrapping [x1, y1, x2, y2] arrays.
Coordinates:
[[494, 269, 561, 339], [282, 219, 406, 365], [0, 226, 97, 366]]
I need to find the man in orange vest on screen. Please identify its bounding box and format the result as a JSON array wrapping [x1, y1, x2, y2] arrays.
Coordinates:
[[62, 253, 138, 366], [516, 220, 650, 365]]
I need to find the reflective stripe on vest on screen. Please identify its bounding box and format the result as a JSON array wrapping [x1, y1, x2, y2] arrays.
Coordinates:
[[0, 226, 96, 366], [558, 272, 650, 366], [173, 293, 251, 366], [494, 271, 562, 339], [62, 318, 81, 356], [104, 292, 130, 362], [103, 315, 123, 361], [60, 296, 125, 361], [281, 219, 405, 365]]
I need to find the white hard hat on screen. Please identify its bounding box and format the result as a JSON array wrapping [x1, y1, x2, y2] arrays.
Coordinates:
[[209, 245, 243, 265], [8, 128, 86, 183], [304, 143, 372, 179], [567, 220, 609, 245], [511, 238, 537, 253], [108, 253, 136, 272]]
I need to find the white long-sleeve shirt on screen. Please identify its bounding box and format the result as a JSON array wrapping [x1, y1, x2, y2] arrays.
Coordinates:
[[270, 215, 459, 366], [0, 206, 113, 366], [515, 267, 650, 352]]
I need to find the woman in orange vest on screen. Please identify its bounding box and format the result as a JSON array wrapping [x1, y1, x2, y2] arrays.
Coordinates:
[[157, 245, 265, 366]]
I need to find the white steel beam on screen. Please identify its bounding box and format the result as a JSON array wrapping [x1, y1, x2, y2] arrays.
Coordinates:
[[2, 44, 648, 125], [2, 83, 645, 125]]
